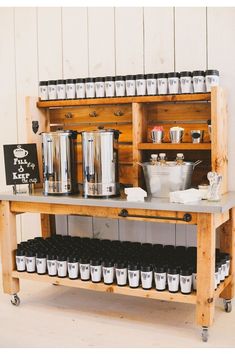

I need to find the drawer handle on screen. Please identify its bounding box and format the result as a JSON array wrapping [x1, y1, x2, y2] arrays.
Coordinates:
[[114, 110, 124, 117], [118, 209, 192, 222], [89, 111, 98, 117], [65, 112, 73, 119]]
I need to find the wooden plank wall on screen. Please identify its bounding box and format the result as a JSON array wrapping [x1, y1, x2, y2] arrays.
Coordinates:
[[0, 7, 235, 247]]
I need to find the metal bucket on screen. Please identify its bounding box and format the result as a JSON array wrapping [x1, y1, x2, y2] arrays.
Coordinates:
[[141, 160, 202, 198]]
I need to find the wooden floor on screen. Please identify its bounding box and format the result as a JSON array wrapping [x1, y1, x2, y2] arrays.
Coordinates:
[[1, 269, 235, 347]]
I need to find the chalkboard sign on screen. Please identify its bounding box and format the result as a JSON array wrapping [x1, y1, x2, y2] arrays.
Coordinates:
[[3, 144, 40, 185]]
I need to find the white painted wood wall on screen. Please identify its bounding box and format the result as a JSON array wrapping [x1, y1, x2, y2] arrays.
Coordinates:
[[0, 7, 235, 246]]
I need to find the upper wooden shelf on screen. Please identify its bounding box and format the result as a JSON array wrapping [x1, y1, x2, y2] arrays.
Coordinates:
[[37, 92, 211, 108], [138, 143, 211, 150]]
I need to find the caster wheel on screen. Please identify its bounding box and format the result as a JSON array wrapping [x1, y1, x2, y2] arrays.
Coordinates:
[[201, 327, 209, 342], [223, 299, 232, 313], [10, 294, 20, 306]]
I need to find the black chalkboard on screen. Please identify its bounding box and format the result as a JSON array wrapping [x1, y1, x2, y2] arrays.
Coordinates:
[[3, 144, 40, 185]]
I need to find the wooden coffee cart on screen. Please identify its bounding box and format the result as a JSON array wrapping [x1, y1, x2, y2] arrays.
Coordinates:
[[0, 87, 234, 342]]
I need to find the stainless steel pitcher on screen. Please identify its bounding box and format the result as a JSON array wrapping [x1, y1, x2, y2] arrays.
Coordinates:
[[81, 129, 120, 197], [41, 130, 78, 195]]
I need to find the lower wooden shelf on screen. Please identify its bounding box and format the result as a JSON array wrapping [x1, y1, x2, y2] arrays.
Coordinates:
[[12, 270, 196, 304], [12, 271, 231, 304]]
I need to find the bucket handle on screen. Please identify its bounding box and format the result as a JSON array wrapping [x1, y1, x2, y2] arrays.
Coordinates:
[[193, 160, 202, 169]]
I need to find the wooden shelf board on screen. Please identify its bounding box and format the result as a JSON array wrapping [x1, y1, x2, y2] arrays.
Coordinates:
[[12, 270, 196, 304], [37, 93, 211, 108], [138, 143, 211, 150], [214, 275, 232, 298]]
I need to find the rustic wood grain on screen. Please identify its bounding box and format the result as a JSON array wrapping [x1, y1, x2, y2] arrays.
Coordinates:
[[219, 207, 235, 300], [37, 92, 211, 108], [12, 270, 196, 304], [196, 213, 215, 327], [0, 201, 19, 294], [10, 202, 197, 225]]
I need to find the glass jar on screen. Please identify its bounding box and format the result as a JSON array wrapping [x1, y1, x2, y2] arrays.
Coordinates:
[[179, 71, 192, 94], [39, 81, 48, 101], [66, 79, 76, 99], [136, 74, 146, 96], [205, 69, 219, 92], [56, 79, 66, 100], [146, 73, 157, 95], [156, 73, 168, 95], [125, 75, 136, 96], [192, 70, 205, 93], [85, 78, 95, 98], [115, 76, 125, 97], [168, 72, 180, 94], [105, 76, 115, 97], [75, 78, 85, 99], [48, 80, 57, 100], [95, 77, 105, 98]]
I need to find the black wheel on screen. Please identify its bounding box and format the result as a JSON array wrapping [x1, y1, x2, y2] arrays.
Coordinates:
[[224, 299, 232, 313], [10, 294, 20, 306], [201, 327, 209, 342]]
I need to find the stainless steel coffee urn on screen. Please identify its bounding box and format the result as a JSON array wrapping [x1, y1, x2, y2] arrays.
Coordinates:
[[81, 129, 120, 197], [41, 130, 78, 195]]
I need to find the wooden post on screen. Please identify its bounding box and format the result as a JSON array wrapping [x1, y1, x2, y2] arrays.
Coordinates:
[[196, 213, 215, 327], [26, 96, 55, 238], [40, 214, 56, 238], [0, 201, 19, 294], [132, 103, 147, 187], [211, 86, 228, 194], [219, 207, 235, 300]]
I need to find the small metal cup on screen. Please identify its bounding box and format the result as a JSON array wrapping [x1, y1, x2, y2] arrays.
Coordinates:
[[151, 130, 164, 143], [169, 129, 184, 143], [191, 130, 204, 143]]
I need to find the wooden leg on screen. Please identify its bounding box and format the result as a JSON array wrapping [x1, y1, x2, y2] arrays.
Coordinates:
[[196, 213, 215, 327], [0, 201, 19, 294], [40, 214, 56, 238], [219, 207, 235, 300]]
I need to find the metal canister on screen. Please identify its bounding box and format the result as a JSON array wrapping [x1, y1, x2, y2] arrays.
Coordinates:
[[41, 130, 78, 195], [81, 128, 120, 197]]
